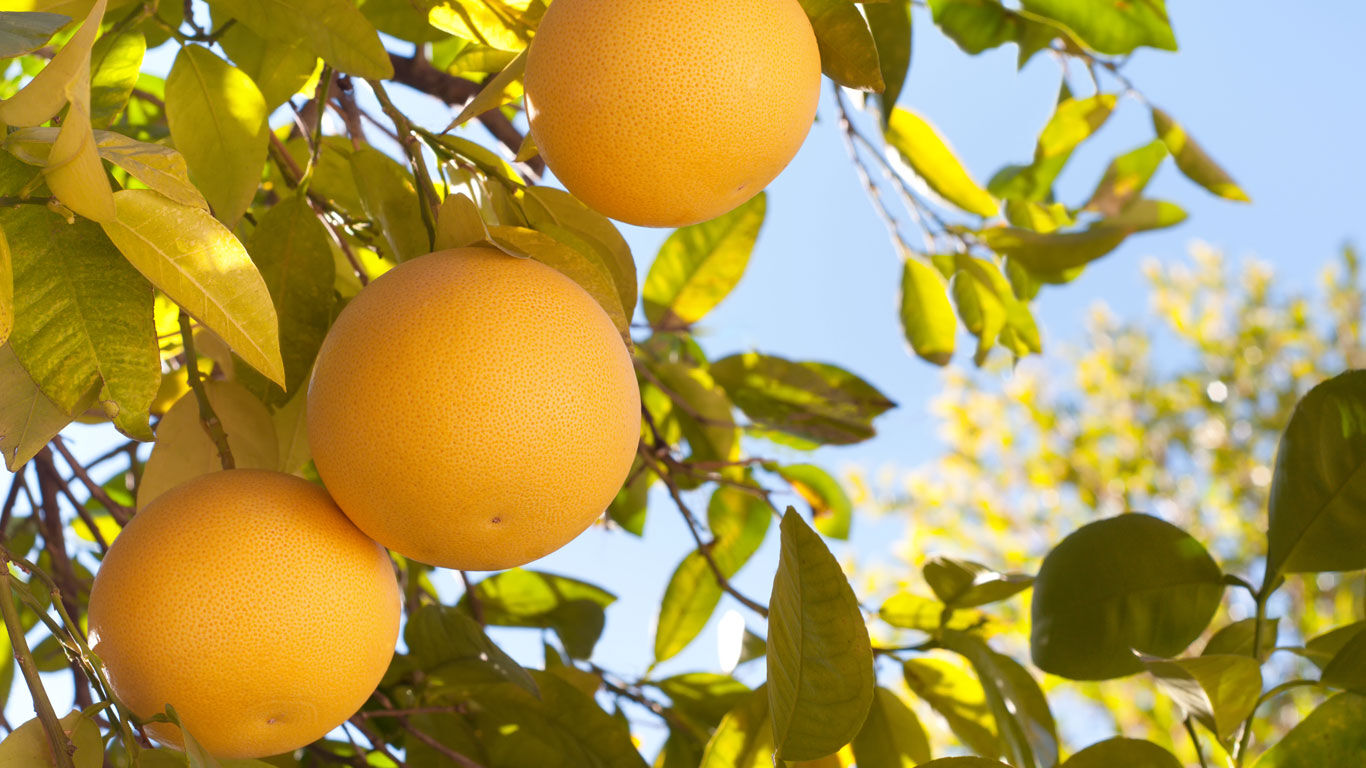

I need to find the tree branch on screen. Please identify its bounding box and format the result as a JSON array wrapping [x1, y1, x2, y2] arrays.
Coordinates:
[[50, 438, 132, 526], [385, 53, 545, 178], [0, 546, 75, 768]]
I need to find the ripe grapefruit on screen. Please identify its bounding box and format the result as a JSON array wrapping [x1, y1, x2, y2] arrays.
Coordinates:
[[307, 247, 641, 570], [87, 469, 400, 759], [523, 0, 821, 227]]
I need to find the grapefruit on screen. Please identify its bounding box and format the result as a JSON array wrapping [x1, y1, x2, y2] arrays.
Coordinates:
[[523, 0, 821, 227], [306, 247, 641, 570], [87, 469, 400, 759]]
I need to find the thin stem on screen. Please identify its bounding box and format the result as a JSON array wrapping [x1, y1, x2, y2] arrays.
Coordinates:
[[299, 67, 334, 193], [1233, 593, 1270, 765], [0, 548, 75, 768], [50, 438, 131, 526], [459, 570, 484, 625], [369, 691, 486, 768], [177, 312, 234, 470], [1185, 718, 1210, 768], [367, 79, 441, 250]]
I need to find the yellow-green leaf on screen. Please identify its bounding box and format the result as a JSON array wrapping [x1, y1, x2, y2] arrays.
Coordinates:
[[1060, 738, 1181, 768], [900, 254, 956, 365], [1251, 693, 1366, 768], [1142, 654, 1262, 742], [851, 687, 932, 768], [272, 385, 310, 474], [520, 186, 636, 318], [768, 508, 875, 761], [449, 47, 527, 126], [0, 224, 10, 346], [205, 0, 393, 79], [165, 45, 268, 228], [100, 189, 285, 387], [1084, 140, 1167, 216], [699, 686, 774, 768], [903, 655, 1001, 759], [6, 127, 209, 211], [434, 192, 488, 250], [867, 0, 911, 121], [1020, 0, 1175, 55], [887, 108, 998, 217], [486, 224, 630, 338], [989, 94, 1117, 202], [0, 343, 78, 471], [643, 192, 765, 330], [428, 0, 540, 52], [3, 205, 157, 438], [0, 0, 104, 127], [89, 30, 144, 127], [0, 709, 104, 768], [1152, 107, 1249, 202], [218, 22, 319, 109], [0, 11, 68, 59], [137, 380, 279, 508]]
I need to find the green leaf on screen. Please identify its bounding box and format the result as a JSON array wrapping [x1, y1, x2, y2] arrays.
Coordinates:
[[241, 195, 334, 404], [1084, 140, 1167, 216], [349, 146, 430, 263], [2, 205, 157, 439], [449, 47, 527, 126], [886, 108, 997, 217], [768, 508, 875, 761], [486, 224, 630, 339], [520, 186, 636, 319], [899, 254, 956, 365], [655, 485, 771, 662], [165, 45, 268, 228], [1143, 654, 1262, 742], [89, 30, 144, 127], [360, 0, 444, 43], [867, 0, 911, 121], [405, 603, 538, 696], [607, 459, 650, 536], [464, 569, 616, 660], [711, 352, 895, 446], [1108, 199, 1187, 231], [5, 127, 209, 212], [649, 361, 739, 470], [1202, 618, 1279, 661], [655, 673, 752, 726], [902, 655, 1000, 759], [1321, 626, 1366, 694], [137, 380, 279, 508], [917, 761, 1012, 768], [643, 193, 765, 329], [1265, 370, 1366, 577], [0, 0, 103, 128], [434, 192, 488, 250], [1151, 107, 1249, 202], [406, 712, 488, 768], [100, 189, 285, 387], [1060, 738, 1182, 768], [941, 630, 1057, 768], [0, 344, 76, 471], [950, 254, 1041, 363], [1304, 622, 1366, 670], [0, 709, 103, 768], [796, 0, 884, 91], [218, 22, 319, 109], [977, 223, 1129, 273], [851, 686, 931, 768], [0, 11, 68, 59], [923, 556, 1033, 609], [466, 671, 648, 768], [990, 94, 1117, 202], [1251, 693, 1366, 768], [1030, 513, 1224, 680], [272, 386, 310, 474], [926, 0, 1023, 55], [1020, 0, 1176, 55], [205, 0, 393, 79], [879, 591, 987, 632], [777, 464, 851, 540], [699, 686, 773, 768]]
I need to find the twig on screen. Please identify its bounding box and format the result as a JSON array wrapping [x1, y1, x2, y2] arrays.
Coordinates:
[[1185, 718, 1210, 768], [332, 75, 368, 149], [1233, 593, 1271, 765], [51, 438, 132, 525], [33, 452, 94, 708], [370, 691, 486, 768], [0, 547, 76, 768], [299, 66, 334, 193], [459, 570, 484, 625], [637, 451, 769, 617], [177, 312, 234, 470], [386, 54, 545, 179], [366, 79, 441, 250], [584, 662, 703, 740]]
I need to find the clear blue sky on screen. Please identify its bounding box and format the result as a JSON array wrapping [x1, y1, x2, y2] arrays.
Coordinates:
[[9, 0, 1366, 758]]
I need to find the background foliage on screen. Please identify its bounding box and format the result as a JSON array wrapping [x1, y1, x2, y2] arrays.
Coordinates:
[[0, 1, 1361, 767]]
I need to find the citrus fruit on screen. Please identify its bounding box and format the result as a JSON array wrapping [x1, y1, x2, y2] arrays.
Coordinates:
[[87, 469, 400, 759], [306, 247, 641, 570], [523, 0, 821, 227]]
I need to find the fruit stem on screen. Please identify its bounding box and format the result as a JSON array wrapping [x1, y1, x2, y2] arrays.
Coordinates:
[[367, 79, 441, 252], [0, 546, 77, 768], [177, 311, 235, 470]]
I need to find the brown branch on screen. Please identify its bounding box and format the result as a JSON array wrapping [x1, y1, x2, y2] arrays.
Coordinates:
[[51, 438, 132, 525], [368, 79, 440, 248], [333, 75, 368, 149], [33, 451, 95, 708], [0, 547, 74, 768], [386, 53, 545, 178], [369, 691, 485, 768]]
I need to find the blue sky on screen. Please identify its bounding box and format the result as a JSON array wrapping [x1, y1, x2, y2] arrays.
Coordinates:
[[8, 0, 1366, 758]]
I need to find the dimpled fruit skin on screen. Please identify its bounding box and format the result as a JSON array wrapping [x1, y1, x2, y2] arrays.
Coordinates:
[[523, 0, 820, 227], [307, 247, 641, 571], [87, 469, 400, 759]]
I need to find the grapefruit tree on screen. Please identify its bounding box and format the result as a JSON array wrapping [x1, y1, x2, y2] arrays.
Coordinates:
[[0, 0, 1361, 767]]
